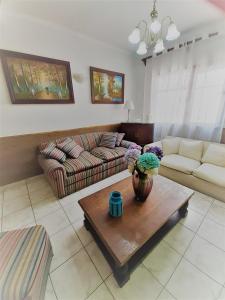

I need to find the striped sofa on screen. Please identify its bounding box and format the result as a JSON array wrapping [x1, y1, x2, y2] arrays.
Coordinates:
[[0, 226, 53, 300], [38, 132, 135, 198]]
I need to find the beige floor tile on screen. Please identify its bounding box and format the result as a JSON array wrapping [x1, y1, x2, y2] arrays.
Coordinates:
[[26, 174, 45, 183], [59, 190, 84, 207], [0, 192, 3, 203], [3, 194, 31, 217], [189, 192, 214, 215], [2, 207, 35, 231], [27, 177, 50, 193], [143, 240, 182, 285], [213, 199, 225, 210], [105, 264, 162, 300], [63, 201, 84, 223], [197, 218, 225, 251], [45, 277, 57, 300], [79, 183, 105, 197], [86, 241, 112, 280], [179, 208, 204, 232], [4, 184, 28, 201], [29, 186, 56, 204], [2, 179, 26, 191], [33, 196, 61, 219], [185, 235, 225, 285], [157, 289, 176, 300], [72, 218, 93, 246], [166, 259, 222, 300], [87, 283, 113, 300], [36, 209, 69, 236], [50, 225, 82, 272], [51, 249, 102, 300], [207, 202, 225, 227], [164, 223, 194, 254], [217, 288, 225, 300]]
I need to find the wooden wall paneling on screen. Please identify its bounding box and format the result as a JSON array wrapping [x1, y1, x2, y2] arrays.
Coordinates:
[[0, 123, 120, 186]]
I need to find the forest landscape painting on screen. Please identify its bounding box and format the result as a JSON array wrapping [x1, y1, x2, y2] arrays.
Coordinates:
[[90, 67, 124, 104], [0, 50, 74, 104]]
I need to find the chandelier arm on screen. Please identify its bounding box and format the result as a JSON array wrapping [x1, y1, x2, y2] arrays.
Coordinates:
[[136, 20, 148, 42], [158, 16, 173, 37]]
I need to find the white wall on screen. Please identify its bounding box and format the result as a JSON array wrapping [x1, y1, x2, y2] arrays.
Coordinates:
[[0, 12, 138, 137]]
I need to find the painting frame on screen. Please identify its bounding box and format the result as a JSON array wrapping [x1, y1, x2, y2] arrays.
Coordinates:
[[90, 66, 125, 104], [0, 49, 75, 104]]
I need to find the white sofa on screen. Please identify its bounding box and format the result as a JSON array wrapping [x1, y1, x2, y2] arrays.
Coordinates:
[[144, 137, 225, 202]]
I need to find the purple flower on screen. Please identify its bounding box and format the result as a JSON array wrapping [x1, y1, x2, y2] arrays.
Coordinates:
[[125, 148, 141, 162], [146, 146, 163, 161], [129, 143, 142, 152]]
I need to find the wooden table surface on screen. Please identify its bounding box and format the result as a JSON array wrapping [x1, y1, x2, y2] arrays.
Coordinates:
[[79, 175, 193, 266]]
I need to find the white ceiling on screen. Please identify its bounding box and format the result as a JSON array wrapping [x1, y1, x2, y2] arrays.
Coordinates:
[[1, 0, 224, 51]]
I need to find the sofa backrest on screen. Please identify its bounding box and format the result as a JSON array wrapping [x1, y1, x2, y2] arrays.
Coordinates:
[[164, 136, 225, 160], [39, 132, 105, 152]]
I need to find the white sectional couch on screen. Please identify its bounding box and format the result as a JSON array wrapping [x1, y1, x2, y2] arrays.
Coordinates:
[[144, 137, 225, 202]]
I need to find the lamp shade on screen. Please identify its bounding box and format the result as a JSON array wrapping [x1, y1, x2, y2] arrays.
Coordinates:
[[124, 100, 135, 110]]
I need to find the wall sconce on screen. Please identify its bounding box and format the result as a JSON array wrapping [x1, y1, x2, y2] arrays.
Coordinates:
[[72, 73, 84, 83]]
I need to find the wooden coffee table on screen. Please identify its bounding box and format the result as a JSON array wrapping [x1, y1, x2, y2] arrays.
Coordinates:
[[78, 175, 193, 287]]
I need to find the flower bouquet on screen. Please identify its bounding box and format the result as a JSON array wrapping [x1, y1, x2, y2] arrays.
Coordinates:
[[125, 144, 162, 202]]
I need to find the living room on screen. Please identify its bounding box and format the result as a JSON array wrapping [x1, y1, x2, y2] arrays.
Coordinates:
[[0, 0, 225, 299]]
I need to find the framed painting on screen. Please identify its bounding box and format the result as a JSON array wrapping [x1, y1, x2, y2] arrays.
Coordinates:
[[90, 67, 125, 104], [0, 49, 75, 104]]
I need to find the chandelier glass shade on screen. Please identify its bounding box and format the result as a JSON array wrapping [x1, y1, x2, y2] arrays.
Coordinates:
[[128, 0, 180, 55]]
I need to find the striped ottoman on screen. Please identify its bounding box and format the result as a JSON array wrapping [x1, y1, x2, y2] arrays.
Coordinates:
[[0, 225, 53, 300]]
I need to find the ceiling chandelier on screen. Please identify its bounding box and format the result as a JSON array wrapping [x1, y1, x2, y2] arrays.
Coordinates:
[[128, 0, 180, 55]]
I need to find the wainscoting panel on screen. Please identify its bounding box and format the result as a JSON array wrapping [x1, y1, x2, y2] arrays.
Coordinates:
[[0, 123, 120, 186]]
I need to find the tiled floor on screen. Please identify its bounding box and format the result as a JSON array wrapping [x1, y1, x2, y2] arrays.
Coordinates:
[[1, 171, 225, 300]]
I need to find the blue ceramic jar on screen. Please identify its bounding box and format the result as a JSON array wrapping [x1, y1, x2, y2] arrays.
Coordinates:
[[109, 191, 123, 217]]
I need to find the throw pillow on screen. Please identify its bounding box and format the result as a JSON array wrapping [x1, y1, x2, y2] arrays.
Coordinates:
[[162, 138, 181, 155], [116, 133, 125, 146], [179, 140, 203, 161], [202, 144, 225, 167], [99, 132, 117, 149], [40, 143, 66, 163], [57, 138, 84, 159]]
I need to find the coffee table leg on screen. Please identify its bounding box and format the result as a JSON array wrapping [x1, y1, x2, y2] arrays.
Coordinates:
[[84, 217, 89, 231], [179, 201, 189, 218], [114, 263, 130, 287]]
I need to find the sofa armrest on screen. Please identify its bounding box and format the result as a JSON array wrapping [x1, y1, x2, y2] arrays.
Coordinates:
[[38, 155, 67, 198], [143, 141, 163, 153], [120, 140, 136, 149]]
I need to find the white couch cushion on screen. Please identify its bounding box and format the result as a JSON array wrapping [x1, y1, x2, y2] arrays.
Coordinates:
[[193, 163, 225, 188], [179, 140, 203, 161], [162, 138, 181, 155], [202, 144, 225, 167], [161, 154, 200, 175]]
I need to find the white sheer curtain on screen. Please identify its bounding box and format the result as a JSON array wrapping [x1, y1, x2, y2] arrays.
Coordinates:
[[143, 36, 225, 142]]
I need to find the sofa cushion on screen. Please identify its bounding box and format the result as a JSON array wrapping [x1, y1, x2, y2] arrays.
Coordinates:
[[162, 138, 181, 155], [99, 132, 118, 148], [57, 137, 84, 158], [91, 146, 127, 162], [116, 133, 125, 146], [161, 154, 201, 175], [63, 151, 104, 176], [202, 144, 225, 167], [40, 142, 66, 163], [0, 225, 53, 300], [179, 140, 203, 161], [193, 163, 225, 188]]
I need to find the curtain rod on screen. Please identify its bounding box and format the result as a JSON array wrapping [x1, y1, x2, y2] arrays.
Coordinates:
[[142, 32, 219, 65]]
